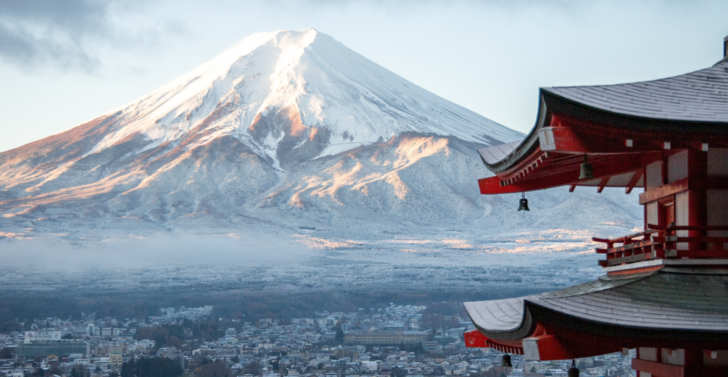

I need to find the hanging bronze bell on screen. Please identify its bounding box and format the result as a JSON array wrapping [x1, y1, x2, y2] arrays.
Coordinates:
[[517, 193, 529, 211], [568, 366, 579, 377], [579, 155, 594, 180], [501, 354, 512, 368], [568, 360, 579, 377]]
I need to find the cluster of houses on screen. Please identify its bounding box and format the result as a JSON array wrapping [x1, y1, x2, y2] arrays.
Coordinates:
[[0, 304, 635, 376]]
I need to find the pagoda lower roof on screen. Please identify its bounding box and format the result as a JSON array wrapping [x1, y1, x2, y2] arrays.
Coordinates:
[[464, 268, 728, 341]]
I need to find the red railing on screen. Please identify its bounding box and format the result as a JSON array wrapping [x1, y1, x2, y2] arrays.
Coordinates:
[[594, 224, 728, 268]]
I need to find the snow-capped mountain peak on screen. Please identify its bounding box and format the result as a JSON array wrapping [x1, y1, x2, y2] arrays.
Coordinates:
[[0, 29, 562, 242], [86, 29, 520, 166]]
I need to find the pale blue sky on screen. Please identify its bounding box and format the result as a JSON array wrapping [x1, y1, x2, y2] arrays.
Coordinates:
[[0, 0, 726, 152]]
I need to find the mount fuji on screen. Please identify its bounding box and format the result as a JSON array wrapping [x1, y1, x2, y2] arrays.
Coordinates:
[[0, 29, 640, 248]]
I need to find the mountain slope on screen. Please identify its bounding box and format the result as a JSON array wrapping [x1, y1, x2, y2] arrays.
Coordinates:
[[0, 29, 640, 242], [85, 28, 520, 166]]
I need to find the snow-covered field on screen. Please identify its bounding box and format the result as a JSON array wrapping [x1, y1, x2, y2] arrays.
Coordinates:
[[0, 29, 644, 297]]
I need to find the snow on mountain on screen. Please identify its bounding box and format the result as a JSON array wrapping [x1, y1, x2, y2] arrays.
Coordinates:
[[86, 28, 520, 167], [0, 29, 641, 247]]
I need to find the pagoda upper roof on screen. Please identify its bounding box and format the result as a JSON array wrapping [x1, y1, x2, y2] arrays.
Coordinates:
[[545, 60, 728, 124], [464, 269, 728, 341], [478, 59, 728, 175]]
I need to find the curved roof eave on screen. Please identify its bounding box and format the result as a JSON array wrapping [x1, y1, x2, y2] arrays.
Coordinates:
[[464, 273, 645, 340], [478, 60, 728, 174], [478, 94, 549, 174], [464, 269, 728, 342]]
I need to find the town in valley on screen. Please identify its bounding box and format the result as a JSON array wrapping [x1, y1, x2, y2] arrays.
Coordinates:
[[0, 304, 635, 377]]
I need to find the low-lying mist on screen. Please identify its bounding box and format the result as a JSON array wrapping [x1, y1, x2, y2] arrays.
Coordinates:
[[0, 231, 309, 271]]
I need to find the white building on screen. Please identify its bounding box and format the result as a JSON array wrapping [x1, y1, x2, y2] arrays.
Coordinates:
[[23, 331, 61, 344]]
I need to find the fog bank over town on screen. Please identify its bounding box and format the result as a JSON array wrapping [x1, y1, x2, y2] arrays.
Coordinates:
[[0, 232, 309, 271]]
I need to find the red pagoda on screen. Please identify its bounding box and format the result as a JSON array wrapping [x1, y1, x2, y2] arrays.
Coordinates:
[[463, 37, 728, 377]]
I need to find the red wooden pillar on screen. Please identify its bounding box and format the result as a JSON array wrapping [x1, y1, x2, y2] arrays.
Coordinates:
[[687, 149, 708, 246], [683, 347, 703, 376], [636, 347, 642, 377]]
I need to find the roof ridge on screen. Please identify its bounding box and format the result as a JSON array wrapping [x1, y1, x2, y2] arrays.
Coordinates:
[[714, 56, 728, 66], [536, 272, 652, 300], [545, 63, 721, 91]]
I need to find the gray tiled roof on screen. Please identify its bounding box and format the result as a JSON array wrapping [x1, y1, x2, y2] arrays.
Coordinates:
[[544, 61, 728, 123], [478, 140, 523, 165], [464, 270, 728, 333]]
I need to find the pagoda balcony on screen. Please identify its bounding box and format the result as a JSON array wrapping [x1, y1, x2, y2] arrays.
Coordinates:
[[594, 225, 728, 268]]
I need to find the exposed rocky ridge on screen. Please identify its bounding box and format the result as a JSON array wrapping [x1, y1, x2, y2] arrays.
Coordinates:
[[0, 29, 641, 242]]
